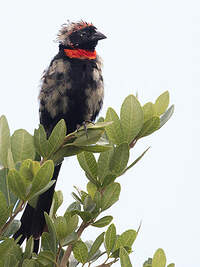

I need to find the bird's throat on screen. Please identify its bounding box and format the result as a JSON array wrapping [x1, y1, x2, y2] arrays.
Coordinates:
[[64, 49, 97, 59]]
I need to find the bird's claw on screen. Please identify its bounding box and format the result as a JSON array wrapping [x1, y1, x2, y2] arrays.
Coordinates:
[[76, 120, 95, 138]]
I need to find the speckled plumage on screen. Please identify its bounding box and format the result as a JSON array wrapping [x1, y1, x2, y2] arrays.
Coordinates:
[[39, 53, 104, 135], [13, 21, 106, 252]]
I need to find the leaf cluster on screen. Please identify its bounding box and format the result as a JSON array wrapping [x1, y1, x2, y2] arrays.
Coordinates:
[[0, 92, 174, 266]]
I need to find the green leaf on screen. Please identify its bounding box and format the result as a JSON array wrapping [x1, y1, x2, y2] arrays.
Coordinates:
[[122, 147, 150, 174], [78, 144, 112, 153], [159, 105, 174, 129], [48, 119, 66, 155], [111, 246, 131, 259], [0, 239, 13, 257], [101, 174, 117, 188], [137, 117, 160, 138], [7, 148, 15, 169], [54, 216, 68, 240], [120, 95, 144, 143], [97, 117, 104, 123], [72, 192, 82, 203], [73, 240, 88, 264], [63, 213, 79, 236], [77, 152, 98, 180], [87, 182, 97, 199], [93, 191, 101, 210], [88, 232, 105, 260], [105, 107, 124, 145], [34, 125, 49, 158], [143, 102, 155, 122], [92, 216, 113, 228], [31, 161, 40, 176], [51, 144, 82, 164], [97, 149, 113, 183], [19, 159, 34, 182], [143, 258, 152, 267], [2, 219, 21, 238], [52, 190, 63, 215], [22, 259, 39, 267], [109, 143, 129, 175], [68, 214, 79, 232], [0, 168, 18, 207], [0, 191, 10, 228], [101, 182, 121, 211], [86, 121, 113, 129], [28, 160, 54, 198], [73, 128, 104, 146], [28, 180, 55, 206], [0, 115, 11, 168], [23, 236, 33, 259], [11, 129, 35, 163], [74, 121, 112, 132], [114, 230, 137, 250], [119, 247, 132, 267], [167, 264, 175, 267], [83, 195, 96, 213], [7, 169, 27, 201], [61, 232, 78, 247], [105, 223, 116, 255], [44, 212, 57, 254], [66, 202, 81, 212], [154, 91, 169, 116], [71, 210, 93, 222], [0, 238, 22, 263], [152, 248, 166, 267], [37, 250, 56, 265], [41, 232, 52, 251]]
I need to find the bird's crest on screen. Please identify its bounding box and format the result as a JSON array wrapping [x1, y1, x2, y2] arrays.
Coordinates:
[[57, 20, 93, 44]]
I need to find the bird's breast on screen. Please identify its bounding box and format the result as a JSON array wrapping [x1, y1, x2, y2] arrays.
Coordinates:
[[39, 56, 104, 134]]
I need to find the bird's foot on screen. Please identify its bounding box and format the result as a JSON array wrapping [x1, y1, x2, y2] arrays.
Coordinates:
[[76, 120, 95, 138]]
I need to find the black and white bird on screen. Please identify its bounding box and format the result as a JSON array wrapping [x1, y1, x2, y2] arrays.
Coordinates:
[[13, 20, 106, 252]]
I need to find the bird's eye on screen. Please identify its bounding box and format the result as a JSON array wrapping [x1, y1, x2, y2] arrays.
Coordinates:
[[80, 31, 87, 37]]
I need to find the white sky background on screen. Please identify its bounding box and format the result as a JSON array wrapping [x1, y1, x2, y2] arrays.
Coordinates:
[[0, 0, 200, 266]]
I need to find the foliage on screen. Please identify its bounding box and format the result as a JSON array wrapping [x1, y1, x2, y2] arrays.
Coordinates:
[[0, 91, 175, 266]]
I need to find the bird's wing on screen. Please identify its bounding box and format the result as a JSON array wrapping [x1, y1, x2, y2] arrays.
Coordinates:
[[39, 59, 71, 134], [39, 59, 71, 117]]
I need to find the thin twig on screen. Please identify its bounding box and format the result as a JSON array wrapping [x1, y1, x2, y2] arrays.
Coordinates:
[[56, 243, 62, 262], [129, 138, 138, 149]]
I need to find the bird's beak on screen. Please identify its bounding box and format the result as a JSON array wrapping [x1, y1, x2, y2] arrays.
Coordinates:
[[91, 31, 107, 41]]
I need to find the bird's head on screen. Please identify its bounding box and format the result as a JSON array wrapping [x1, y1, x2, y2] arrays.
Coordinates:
[[57, 21, 106, 51]]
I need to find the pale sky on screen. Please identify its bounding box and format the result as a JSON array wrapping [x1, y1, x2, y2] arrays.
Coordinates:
[[0, 0, 200, 266]]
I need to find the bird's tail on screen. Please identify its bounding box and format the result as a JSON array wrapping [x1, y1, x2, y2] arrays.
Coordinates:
[[13, 164, 62, 252]]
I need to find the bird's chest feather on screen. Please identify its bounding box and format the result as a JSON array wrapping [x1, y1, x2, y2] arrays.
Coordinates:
[[67, 59, 104, 118], [39, 57, 104, 134]]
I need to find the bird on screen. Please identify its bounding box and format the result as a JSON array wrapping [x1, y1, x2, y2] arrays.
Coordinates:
[[13, 20, 106, 252]]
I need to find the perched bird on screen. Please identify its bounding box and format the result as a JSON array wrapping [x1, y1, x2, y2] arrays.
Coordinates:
[[13, 21, 106, 252]]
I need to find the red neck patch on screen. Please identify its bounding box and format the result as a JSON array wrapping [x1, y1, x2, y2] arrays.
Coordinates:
[[64, 49, 96, 59]]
